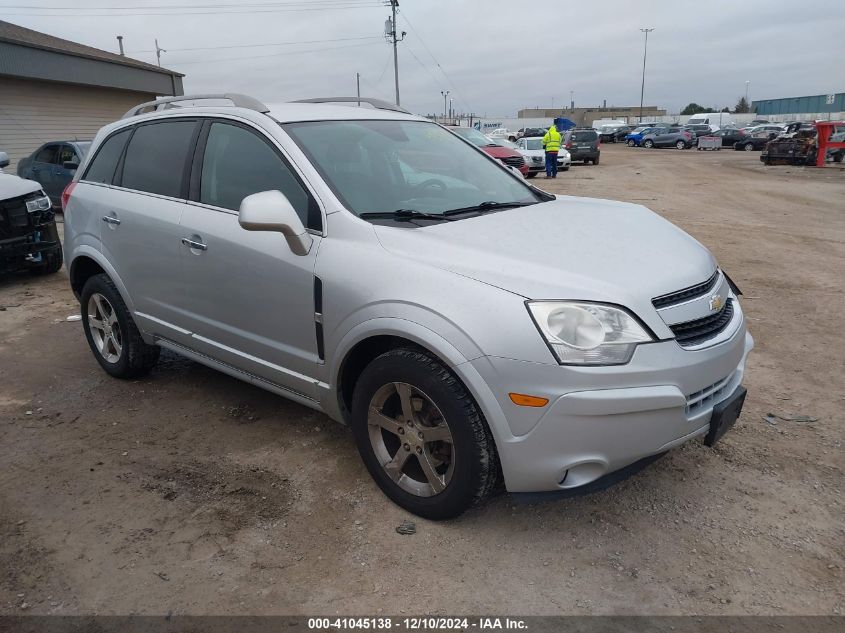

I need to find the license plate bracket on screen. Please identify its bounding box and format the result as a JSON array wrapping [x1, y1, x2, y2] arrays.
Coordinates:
[[704, 386, 747, 447]]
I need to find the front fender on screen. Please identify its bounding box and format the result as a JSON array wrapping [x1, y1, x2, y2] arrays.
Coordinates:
[[322, 316, 515, 468]]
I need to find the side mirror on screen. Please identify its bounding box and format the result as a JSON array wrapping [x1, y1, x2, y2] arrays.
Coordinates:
[[238, 190, 313, 256], [63, 161, 78, 171], [0, 152, 9, 170]]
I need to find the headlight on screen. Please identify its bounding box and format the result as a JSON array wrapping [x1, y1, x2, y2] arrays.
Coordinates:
[[26, 194, 51, 213], [527, 301, 653, 365]]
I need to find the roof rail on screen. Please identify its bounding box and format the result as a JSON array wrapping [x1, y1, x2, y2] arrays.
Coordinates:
[[292, 97, 410, 114], [122, 93, 270, 119]]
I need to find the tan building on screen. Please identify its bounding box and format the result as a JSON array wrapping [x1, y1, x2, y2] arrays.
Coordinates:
[[518, 106, 666, 126], [0, 21, 183, 171]]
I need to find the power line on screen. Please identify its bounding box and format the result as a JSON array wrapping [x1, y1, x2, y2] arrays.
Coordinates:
[[127, 35, 381, 54], [168, 40, 380, 65], [400, 11, 471, 113], [3, 3, 382, 16], [2, 0, 379, 8]]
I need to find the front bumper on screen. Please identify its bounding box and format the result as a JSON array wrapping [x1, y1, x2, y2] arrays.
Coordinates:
[[0, 223, 62, 272], [469, 323, 753, 493]]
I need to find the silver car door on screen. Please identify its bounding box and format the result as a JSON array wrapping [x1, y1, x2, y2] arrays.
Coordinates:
[[178, 119, 323, 400], [101, 118, 201, 344]]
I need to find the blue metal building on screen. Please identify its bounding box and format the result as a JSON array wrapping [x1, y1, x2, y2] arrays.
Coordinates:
[[753, 93, 844, 116]]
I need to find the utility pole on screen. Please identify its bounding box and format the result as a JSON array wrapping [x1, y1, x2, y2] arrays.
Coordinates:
[[385, 0, 406, 107], [638, 28, 654, 123], [116, 35, 124, 56], [155, 38, 166, 67], [441, 90, 450, 121], [356, 72, 361, 106]]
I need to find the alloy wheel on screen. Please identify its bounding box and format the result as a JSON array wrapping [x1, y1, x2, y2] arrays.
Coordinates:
[[745, 143, 754, 151], [87, 292, 123, 363], [367, 382, 454, 497]]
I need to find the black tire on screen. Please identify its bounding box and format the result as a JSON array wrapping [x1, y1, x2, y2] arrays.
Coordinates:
[[525, 172, 536, 179], [80, 273, 160, 379], [593, 156, 600, 165], [30, 245, 63, 275], [561, 166, 570, 171], [834, 152, 844, 163], [643, 139, 654, 148], [627, 139, 635, 147], [744, 143, 754, 151], [350, 348, 500, 520]]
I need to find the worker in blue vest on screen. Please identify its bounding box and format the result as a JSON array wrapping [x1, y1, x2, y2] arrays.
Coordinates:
[[542, 118, 564, 178]]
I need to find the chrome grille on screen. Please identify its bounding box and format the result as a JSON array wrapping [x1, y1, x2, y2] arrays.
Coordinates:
[[653, 270, 720, 309], [670, 299, 734, 347], [501, 156, 525, 168]]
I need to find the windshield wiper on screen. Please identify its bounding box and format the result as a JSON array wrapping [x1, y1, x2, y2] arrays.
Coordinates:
[[359, 209, 453, 222], [442, 200, 535, 216]]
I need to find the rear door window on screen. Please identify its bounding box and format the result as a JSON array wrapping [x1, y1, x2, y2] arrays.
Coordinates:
[[35, 145, 58, 163], [198, 121, 319, 230], [83, 129, 132, 185], [120, 120, 198, 198]]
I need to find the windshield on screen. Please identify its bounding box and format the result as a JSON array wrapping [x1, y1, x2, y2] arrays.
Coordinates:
[[449, 127, 497, 147], [283, 120, 542, 217], [524, 139, 544, 150]]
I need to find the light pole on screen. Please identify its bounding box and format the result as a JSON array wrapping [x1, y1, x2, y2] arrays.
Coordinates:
[[639, 28, 654, 123], [745, 80, 750, 110], [449, 98, 453, 120], [441, 90, 450, 121]]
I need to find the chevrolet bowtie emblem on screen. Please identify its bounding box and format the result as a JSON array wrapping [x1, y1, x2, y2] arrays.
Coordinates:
[[709, 294, 723, 311]]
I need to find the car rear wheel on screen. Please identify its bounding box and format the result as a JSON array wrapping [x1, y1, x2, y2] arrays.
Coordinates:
[[81, 274, 160, 379], [676, 140, 686, 150], [643, 140, 654, 148], [350, 348, 500, 520], [627, 139, 635, 147]]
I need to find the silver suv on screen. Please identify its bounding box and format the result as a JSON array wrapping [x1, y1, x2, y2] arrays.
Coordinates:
[[63, 94, 753, 519]]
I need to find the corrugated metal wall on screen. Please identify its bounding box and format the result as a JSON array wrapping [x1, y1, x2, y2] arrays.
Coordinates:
[[753, 93, 844, 115], [0, 77, 155, 172]]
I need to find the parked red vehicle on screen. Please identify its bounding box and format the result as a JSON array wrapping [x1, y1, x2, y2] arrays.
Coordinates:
[[447, 126, 529, 176]]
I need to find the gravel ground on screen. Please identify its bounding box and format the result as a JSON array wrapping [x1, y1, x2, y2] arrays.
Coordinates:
[[0, 144, 842, 615]]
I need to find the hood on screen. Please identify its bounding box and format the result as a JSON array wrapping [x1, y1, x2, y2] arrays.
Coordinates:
[[0, 173, 42, 200], [481, 145, 521, 159], [373, 196, 716, 310]]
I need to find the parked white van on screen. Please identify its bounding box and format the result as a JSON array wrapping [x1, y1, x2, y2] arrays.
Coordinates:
[[686, 113, 734, 130]]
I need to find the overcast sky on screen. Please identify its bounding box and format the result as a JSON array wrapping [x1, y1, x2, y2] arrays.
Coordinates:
[[3, 0, 843, 117]]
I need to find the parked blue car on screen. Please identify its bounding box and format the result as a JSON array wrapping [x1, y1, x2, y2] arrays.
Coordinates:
[[17, 140, 91, 208], [625, 127, 657, 147]]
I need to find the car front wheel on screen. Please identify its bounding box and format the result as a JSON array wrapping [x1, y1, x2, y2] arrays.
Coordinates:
[[627, 139, 635, 147], [643, 140, 654, 148], [81, 274, 160, 379], [350, 348, 500, 520], [744, 143, 754, 151]]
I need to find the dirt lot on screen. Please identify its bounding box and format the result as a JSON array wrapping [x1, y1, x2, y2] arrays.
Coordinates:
[[1, 144, 843, 616]]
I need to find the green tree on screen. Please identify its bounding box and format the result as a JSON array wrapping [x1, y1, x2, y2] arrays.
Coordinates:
[[734, 96, 751, 113], [681, 102, 708, 115]]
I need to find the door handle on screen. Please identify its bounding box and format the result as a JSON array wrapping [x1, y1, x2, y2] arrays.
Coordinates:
[[181, 237, 207, 251], [102, 216, 121, 225]]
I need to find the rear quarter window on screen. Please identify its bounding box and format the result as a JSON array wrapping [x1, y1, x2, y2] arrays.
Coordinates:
[[82, 129, 132, 184]]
